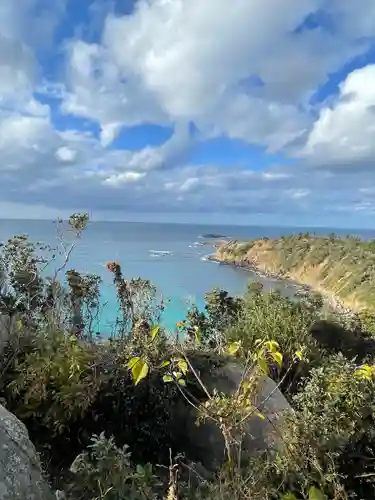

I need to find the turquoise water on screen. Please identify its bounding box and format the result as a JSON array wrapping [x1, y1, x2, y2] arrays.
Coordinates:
[[1, 219, 374, 335]]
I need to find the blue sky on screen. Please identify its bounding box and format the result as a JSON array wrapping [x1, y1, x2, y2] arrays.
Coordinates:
[[1, 0, 375, 227]]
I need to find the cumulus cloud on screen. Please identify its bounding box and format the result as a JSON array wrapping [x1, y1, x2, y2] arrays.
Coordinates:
[[0, 0, 375, 224], [56, 146, 78, 163], [299, 64, 375, 167]]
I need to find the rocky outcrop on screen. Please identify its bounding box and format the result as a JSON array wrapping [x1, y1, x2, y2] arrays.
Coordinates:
[[0, 404, 53, 499], [182, 361, 292, 472]]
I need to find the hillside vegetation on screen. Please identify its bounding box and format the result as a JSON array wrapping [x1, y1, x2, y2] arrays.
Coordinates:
[[213, 234, 375, 312], [2, 217, 375, 499]]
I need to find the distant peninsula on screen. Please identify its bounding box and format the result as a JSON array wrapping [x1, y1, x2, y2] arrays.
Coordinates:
[[210, 233, 375, 312]]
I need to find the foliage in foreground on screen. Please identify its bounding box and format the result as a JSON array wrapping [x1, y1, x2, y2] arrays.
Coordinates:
[[1, 215, 375, 499]]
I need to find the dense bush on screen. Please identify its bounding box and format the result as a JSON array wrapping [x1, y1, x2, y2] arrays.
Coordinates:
[[1, 215, 375, 499]]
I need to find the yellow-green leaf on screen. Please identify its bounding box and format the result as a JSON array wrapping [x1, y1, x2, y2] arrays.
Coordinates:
[[159, 360, 170, 368], [163, 375, 173, 383], [258, 357, 268, 374], [308, 486, 327, 500], [177, 359, 188, 375], [150, 325, 160, 341], [178, 379, 186, 386], [295, 350, 303, 361], [128, 357, 149, 385], [17, 319, 22, 331], [265, 340, 280, 353], [355, 365, 373, 381], [173, 371, 182, 380], [271, 351, 283, 368], [127, 357, 141, 369], [241, 381, 250, 393], [227, 341, 241, 356], [255, 412, 265, 420]]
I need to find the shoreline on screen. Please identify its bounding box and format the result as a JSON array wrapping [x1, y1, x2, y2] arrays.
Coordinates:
[[206, 253, 354, 316]]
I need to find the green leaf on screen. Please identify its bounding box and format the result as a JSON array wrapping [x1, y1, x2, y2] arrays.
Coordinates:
[[159, 360, 170, 368], [271, 351, 283, 368], [127, 357, 149, 385], [282, 494, 299, 500], [136, 464, 145, 475], [178, 379, 186, 386], [150, 325, 160, 341], [177, 359, 188, 375], [163, 375, 173, 383], [17, 319, 22, 331], [308, 486, 328, 500], [227, 341, 241, 356], [173, 371, 182, 380]]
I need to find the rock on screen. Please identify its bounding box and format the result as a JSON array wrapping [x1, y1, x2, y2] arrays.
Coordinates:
[[0, 404, 53, 499], [182, 360, 292, 472]]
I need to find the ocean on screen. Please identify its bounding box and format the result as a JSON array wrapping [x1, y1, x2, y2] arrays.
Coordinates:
[[1, 219, 374, 335]]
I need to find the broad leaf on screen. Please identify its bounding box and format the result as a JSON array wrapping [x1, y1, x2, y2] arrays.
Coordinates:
[[150, 325, 160, 341], [227, 341, 241, 356], [162, 375, 173, 383], [308, 486, 328, 500], [257, 356, 268, 374], [127, 357, 149, 385], [265, 340, 280, 353], [177, 359, 188, 375], [159, 360, 170, 368], [127, 357, 141, 369], [271, 351, 283, 368]]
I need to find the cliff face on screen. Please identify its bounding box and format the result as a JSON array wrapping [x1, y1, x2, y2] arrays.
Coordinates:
[[213, 236, 375, 312]]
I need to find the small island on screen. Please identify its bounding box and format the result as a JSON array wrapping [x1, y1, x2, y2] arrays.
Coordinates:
[[200, 233, 228, 239]]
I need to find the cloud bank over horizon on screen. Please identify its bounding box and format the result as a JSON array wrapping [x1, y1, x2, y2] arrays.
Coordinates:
[[1, 0, 375, 227]]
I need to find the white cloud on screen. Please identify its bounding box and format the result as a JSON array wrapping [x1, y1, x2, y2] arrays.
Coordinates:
[[103, 171, 146, 187], [95, 0, 374, 151], [289, 189, 311, 199], [56, 146, 78, 163], [300, 64, 375, 166], [1, 0, 375, 225], [61, 39, 167, 144]]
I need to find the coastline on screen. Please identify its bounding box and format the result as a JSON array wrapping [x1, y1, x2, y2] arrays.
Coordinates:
[[206, 253, 354, 316]]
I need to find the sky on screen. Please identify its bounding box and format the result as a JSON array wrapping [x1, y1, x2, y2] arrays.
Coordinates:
[[1, 0, 375, 227]]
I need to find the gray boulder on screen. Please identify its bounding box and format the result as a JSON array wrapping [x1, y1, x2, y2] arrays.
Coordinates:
[[0, 404, 53, 499], [183, 360, 292, 472]]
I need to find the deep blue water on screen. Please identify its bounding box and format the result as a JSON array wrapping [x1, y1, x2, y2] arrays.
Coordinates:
[[1, 219, 375, 335]]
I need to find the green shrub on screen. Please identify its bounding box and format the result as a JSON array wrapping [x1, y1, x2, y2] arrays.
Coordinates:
[[66, 433, 161, 500]]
